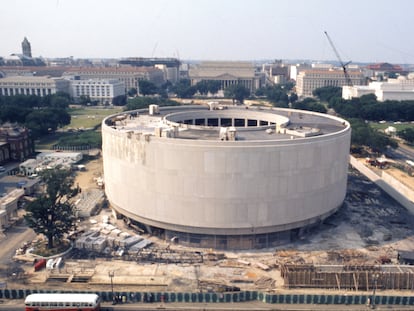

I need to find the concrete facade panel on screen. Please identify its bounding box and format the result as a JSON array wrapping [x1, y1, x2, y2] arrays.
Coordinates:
[[102, 106, 351, 248]]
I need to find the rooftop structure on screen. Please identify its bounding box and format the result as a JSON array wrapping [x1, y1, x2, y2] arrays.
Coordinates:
[[102, 104, 351, 249]]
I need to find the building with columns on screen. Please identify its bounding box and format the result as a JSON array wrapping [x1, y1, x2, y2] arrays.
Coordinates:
[[0, 76, 70, 96], [189, 61, 265, 93], [296, 69, 366, 97]]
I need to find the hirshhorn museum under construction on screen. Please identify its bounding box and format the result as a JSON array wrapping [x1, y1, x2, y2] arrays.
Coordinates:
[[102, 103, 351, 249]]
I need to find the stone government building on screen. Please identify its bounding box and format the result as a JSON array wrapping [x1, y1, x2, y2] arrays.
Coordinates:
[[188, 61, 266, 93]]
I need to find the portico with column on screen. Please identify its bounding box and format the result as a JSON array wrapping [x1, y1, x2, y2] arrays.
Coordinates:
[[0, 76, 70, 97]]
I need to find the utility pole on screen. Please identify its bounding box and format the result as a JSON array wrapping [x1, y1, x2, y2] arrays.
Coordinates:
[[108, 271, 115, 304]]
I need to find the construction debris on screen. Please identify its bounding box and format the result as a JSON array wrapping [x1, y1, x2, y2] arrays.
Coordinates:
[[254, 276, 276, 289]]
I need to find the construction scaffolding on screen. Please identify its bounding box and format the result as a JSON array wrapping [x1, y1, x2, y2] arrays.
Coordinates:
[[281, 264, 414, 291]]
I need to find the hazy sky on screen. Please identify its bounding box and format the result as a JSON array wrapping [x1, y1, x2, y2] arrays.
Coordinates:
[[2, 0, 414, 64]]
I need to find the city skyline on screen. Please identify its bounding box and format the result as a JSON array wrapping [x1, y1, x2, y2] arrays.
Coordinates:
[[1, 0, 414, 64]]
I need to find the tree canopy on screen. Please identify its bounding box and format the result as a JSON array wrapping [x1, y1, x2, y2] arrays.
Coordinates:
[[224, 84, 250, 104], [138, 80, 159, 96], [397, 128, 414, 144], [312, 86, 342, 103], [329, 95, 414, 122], [310, 86, 405, 153], [255, 85, 290, 107], [292, 97, 327, 113], [24, 168, 79, 249], [112, 95, 127, 106], [348, 118, 397, 153], [171, 79, 197, 98], [127, 88, 138, 97], [0, 93, 71, 138], [195, 80, 221, 95]]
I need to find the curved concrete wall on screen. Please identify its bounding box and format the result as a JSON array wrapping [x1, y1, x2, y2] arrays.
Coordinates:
[[102, 107, 351, 237]]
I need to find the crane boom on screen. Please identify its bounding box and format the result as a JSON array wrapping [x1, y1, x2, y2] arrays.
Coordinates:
[[324, 31, 353, 86]]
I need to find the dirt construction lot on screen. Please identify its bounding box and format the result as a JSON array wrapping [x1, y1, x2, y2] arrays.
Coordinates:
[[3, 155, 414, 295]]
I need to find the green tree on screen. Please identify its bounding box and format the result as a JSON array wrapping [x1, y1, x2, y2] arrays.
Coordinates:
[[398, 128, 414, 144], [254, 85, 291, 107], [313, 86, 342, 102], [349, 118, 397, 153], [78, 95, 91, 105], [195, 80, 209, 95], [24, 168, 79, 249], [289, 93, 298, 104], [24, 109, 70, 137], [195, 80, 221, 95], [112, 95, 127, 106], [206, 80, 221, 94], [171, 79, 197, 98], [292, 98, 327, 113], [0, 105, 31, 123], [138, 80, 158, 96], [49, 95, 70, 109], [127, 88, 138, 97], [225, 84, 250, 104]]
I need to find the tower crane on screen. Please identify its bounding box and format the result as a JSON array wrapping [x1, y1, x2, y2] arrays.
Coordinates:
[[324, 31, 353, 86]]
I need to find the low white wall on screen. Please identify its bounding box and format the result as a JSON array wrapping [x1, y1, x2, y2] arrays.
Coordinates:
[[349, 155, 414, 214]]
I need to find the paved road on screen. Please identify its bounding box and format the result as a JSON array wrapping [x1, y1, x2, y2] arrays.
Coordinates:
[[385, 144, 414, 162], [0, 301, 413, 310], [0, 223, 36, 274]]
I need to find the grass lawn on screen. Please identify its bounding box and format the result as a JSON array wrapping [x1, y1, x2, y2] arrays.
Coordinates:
[[65, 106, 123, 130], [36, 106, 122, 150], [370, 121, 414, 132]]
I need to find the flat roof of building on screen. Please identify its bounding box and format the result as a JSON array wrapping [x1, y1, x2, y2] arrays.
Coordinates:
[[105, 104, 348, 142]]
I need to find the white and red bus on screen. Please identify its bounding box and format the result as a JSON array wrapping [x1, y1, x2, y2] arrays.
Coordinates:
[[24, 293, 101, 311]]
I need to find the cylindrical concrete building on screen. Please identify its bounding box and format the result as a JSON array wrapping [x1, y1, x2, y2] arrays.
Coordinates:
[[102, 105, 351, 249]]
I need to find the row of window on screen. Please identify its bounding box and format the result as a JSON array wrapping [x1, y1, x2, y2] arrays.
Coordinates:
[[75, 92, 111, 97], [0, 88, 53, 96], [0, 82, 52, 87], [75, 85, 111, 88]]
